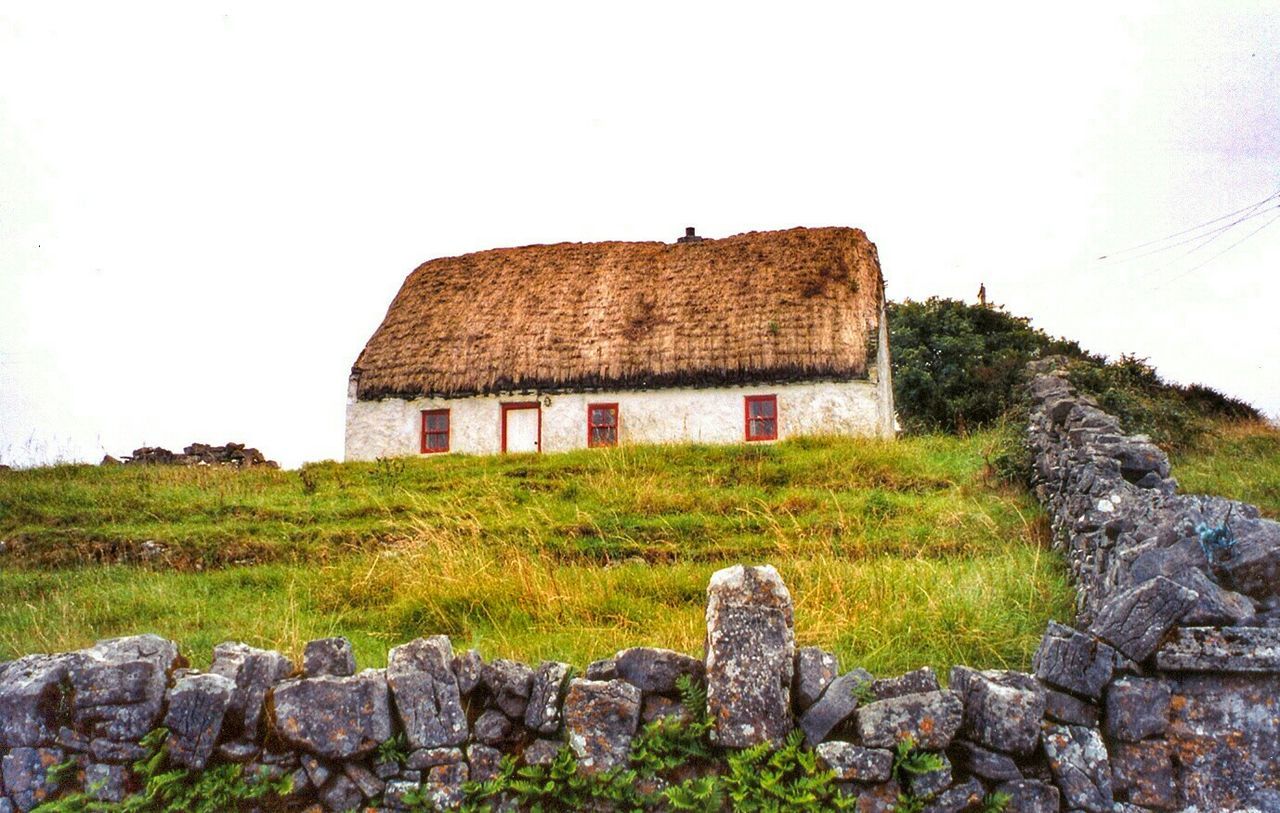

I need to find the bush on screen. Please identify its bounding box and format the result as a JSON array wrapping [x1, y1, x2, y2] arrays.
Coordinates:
[[887, 297, 1260, 450], [887, 298, 1085, 433]]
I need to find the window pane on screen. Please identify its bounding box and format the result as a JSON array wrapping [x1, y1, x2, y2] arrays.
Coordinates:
[[427, 413, 448, 431], [425, 432, 448, 451], [591, 407, 617, 427], [759, 418, 776, 438]]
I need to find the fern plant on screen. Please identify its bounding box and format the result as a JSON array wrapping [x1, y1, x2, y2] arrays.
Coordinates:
[[719, 729, 854, 812], [31, 728, 293, 813], [980, 790, 1012, 813], [890, 737, 946, 782]]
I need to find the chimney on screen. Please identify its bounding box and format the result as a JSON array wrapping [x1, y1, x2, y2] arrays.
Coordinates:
[[677, 226, 704, 244]]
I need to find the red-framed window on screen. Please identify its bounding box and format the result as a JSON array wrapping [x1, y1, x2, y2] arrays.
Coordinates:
[[744, 395, 778, 441], [421, 409, 450, 453], [587, 403, 619, 448]]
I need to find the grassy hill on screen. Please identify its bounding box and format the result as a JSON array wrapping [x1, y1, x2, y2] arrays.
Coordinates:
[[0, 433, 1071, 676]]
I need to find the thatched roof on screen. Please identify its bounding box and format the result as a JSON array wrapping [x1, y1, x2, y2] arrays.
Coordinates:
[[352, 226, 885, 400]]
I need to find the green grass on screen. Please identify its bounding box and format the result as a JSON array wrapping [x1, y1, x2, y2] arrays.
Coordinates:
[[0, 433, 1072, 677], [1172, 419, 1280, 517]]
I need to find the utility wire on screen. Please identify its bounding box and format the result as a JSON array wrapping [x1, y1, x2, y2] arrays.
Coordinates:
[[1098, 188, 1280, 260], [1151, 208, 1280, 291], [1132, 201, 1280, 281], [1107, 201, 1280, 267]]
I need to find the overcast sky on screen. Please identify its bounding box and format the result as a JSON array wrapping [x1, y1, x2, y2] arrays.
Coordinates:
[[2, 2, 1277, 468]]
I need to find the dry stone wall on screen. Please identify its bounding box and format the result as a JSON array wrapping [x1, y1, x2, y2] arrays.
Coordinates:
[[3, 360, 1280, 811]]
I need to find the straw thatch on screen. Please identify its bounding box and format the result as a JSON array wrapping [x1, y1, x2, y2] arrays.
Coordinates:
[[352, 227, 885, 400]]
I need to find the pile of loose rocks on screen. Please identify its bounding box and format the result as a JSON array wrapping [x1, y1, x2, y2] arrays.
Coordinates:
[[109, 442, 278, 468]]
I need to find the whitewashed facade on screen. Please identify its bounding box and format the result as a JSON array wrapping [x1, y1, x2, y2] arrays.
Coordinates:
[[344, 313, 894, 460]]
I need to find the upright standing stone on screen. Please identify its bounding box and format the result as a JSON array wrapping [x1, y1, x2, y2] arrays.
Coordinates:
[[704, 565, 795, 747], [386, 637, 467, 749]]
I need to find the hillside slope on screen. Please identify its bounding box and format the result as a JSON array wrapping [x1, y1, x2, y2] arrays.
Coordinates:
[[0, 433, 1070, 676]]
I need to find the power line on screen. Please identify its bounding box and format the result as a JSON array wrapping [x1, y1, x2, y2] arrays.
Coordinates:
[[1097, 188, 1280, 260], [1107, 201, 1280, 267], [1132, 201, 1280, 281], [1151, 208, 1280, 291]]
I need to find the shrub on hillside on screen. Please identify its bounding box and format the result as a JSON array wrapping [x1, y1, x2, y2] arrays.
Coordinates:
[[886, 298, 1085, 433], [887, 297, 1260, 448]]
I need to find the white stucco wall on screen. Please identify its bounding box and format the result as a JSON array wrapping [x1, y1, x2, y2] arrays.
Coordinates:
[[345, 374, 894, 461]]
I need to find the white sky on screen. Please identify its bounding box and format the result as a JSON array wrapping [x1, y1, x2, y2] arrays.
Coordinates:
[[2, 2, 1277, 468]]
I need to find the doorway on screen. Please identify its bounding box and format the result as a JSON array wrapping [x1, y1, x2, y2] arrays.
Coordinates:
[[501, 402, 541, 453]]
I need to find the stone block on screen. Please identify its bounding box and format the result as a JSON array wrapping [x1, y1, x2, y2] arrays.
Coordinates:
[[83, 762, 128, 803], [1041, 723, 1113, 812], [814, 741, 892, 783], [1105, 677, 1170, 742], [949, 739, 1021, 781], [614, 647, 703, 695], [405, 746, 464, 770], [317, 774, 363, 812], [209, 641, 293, 738], [271, 669, 392, 759], [342, 761, 385, 799], [1154, 626, 1280, 672], [1110, 739, 1176, 810], [467, 743, 503, 783], [162, 672, 235, 770], [1, 747, 64, 813], [0, 655, 72, 748], [524, 661, 571, 734], [481, 659, 534, 719], [922, 777, 984, 813], [387, 636, 467, 749], [452, 648, 483, 696], [994, 778, 1060, 813], [800, 668, 872, 746], [1032, 621, 1115, 699], [522, 738, 562, 767], [1088, 577, 1198, 663], [1043, 686, 1099, 727], [563, 678, 641, 774], [473, 709, 519, 747], [68, 635, 178, 742], [302, 637, 356, 677], [950, 667, 1045, 756], [704, 564, 795, 747], [854, 690, 964, 750], [423, 760, 469, 810], [870, 666, 939, 701], [903, 752, 951, 799], [792, 646, 838, 711]]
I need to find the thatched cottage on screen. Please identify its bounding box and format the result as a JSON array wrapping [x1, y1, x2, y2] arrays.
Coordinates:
[[344, 226, 895, 459]]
